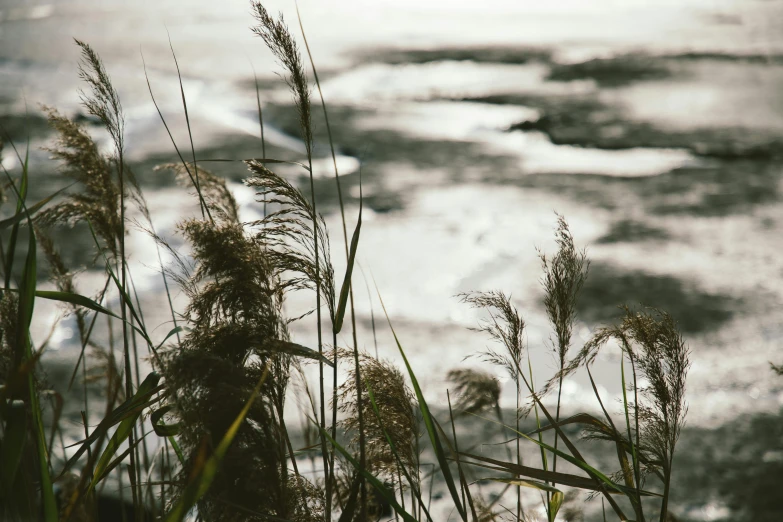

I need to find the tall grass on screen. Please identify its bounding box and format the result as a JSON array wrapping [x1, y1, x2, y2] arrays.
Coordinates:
[[0, 3, 694, 521]]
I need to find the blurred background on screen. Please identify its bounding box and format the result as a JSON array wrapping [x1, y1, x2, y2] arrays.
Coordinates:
[[1, 0, 782, 520]]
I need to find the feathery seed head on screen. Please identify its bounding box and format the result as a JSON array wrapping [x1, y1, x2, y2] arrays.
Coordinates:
[[447, 368, 501, 415], [156, 163, 239, 223], [460, 291, 525, 385], [545, 306, 690, 472], [540, 213, 589, 365], [617, 307, 690, 463], [245, 161, 336, 321], [284, 475, 326, 522], [336, 350, 418, 479], [250, 3, 312, 156], [74, 39, 124, 155], [39, 106, 122, 257]]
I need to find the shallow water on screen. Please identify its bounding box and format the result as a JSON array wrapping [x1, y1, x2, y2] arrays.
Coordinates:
[[3, 1, 783, 520]]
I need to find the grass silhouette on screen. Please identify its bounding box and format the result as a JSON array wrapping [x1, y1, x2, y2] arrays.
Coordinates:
[[0, 3, 706, 521]]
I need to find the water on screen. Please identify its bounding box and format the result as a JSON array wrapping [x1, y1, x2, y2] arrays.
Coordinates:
[[3, 0, 783, 519]]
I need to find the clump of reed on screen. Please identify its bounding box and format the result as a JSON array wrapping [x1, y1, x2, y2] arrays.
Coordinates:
[[0, 2, 695, 522], [159, 214, 290, 519], [451, 216, 689, 522]]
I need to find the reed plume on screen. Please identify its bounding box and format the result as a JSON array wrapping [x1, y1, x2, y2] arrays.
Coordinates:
[[540, 214, 589, 366], [459, 290, 526, 520], [447, 368, 501, 416], [544, 306, 689, 521], [539, 214, 588, 480], [337, 350, 417, 478], [74, 39, 124, 157], [38, 107, 122, 257], [245, 161, 335, 312], [250, 3, 312, 159], [460, 291, 525, 386], [333, 350, 417, 521], [160, 211, 296, 520], [157, 146, 330, 520], [284, 475, 326, 522], [156, 163, 239, 223], [618, 307, 689, 521]]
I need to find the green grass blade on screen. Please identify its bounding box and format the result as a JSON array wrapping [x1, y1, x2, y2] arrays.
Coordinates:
[[4, 287, 123, 326], [30, 387, 58, 522], [510, 424, 621, 492], [2, 402, 34, 519], [60, 373, 163, 476], [90, 429, 153, 487], [586, 365, 621, 434], [168, 435, 185, 465], [467, 412, 661, 499], [0, 185, 72, 232], [16, 229, 36, 358], [19, 227, 57, 521], [261, 339, 334, 367], [35, 290, 119, 318], [163, 366, 270, 522], [140, 50, 211, 222], [444, 393, 477, 521], [528, 354, 549, 471], [529, 410, 663, 476], [487, 478, 563, 522], [32, 288, 155, 351], [621, 354, 645, 521], [155, 326, 186, 351], [333, 199, 361, 334], [8, 171, 58, 521], [529, 412, 615, 437], [91, 446, 132, 486], [528, 353, 551, 520], [87, 372, 162, 494], [251, 66, 268, 222], [459, 451, 614, 493], [1, 172, 58, 522], [512, 356, 630, 519], [151, 405, 181, 437], [166, 30, 211, 223]]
